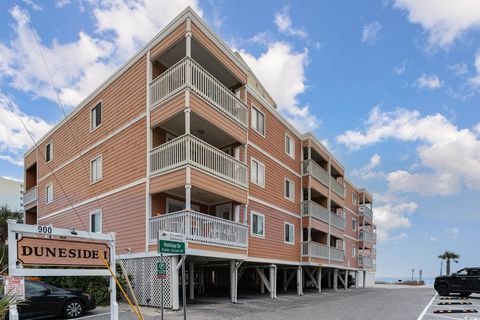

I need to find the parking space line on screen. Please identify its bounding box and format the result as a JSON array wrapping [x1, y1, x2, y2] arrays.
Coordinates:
[[418, 293, 438, 320], [77, 310, 127, 319], [425, 312, 464, 320]]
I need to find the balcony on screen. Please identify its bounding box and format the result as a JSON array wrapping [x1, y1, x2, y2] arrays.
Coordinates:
[[359, 229, 375, 244], [330, 212, 345, 230], [359, 204, 373, 221], [330, 176, 345, 198], [149, 134, 248, 188], [23, 186, 37, 206], [302, 159, 329, 187], [149, 210, 248, 248], [302, 201, 329, 223], [149, 57, 248, 128], [359, 255, 374, 268], [301, 241, 345, 262]]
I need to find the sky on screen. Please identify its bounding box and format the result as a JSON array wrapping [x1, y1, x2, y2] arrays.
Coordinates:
[[0, 0, 480, 278]]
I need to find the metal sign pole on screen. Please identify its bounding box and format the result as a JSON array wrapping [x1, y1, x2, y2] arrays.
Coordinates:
[[160, 253, 164, 320], [182, 254, 187, 320]]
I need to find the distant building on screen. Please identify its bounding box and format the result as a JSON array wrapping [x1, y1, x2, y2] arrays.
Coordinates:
[[0, 177, 24, 212]]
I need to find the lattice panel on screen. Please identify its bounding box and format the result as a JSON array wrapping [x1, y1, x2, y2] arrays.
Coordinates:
[[120, 256, 172, 308]]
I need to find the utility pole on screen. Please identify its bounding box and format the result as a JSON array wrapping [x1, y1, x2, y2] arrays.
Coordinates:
[[440, 261, 443, 276], [419, 270, 422, 284], [411, 268, 414, 282]]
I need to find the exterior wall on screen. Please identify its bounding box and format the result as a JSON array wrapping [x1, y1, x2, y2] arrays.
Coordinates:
[[0, 177, 24, 212]]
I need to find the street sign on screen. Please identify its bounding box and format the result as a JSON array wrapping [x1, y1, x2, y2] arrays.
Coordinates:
[[158, 239, 185, 254], [157, 261, 167, 279], [4, 276, 25, 300]]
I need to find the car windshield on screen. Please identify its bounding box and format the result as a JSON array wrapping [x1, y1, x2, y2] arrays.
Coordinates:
[[457, 269, 468, 276]]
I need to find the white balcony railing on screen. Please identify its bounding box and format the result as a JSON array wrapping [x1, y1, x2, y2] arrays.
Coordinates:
[[302, 201, 329, 224], [330, 247, 345, 262], [330, 176, 345, 198], [23, 186, 37, 206], [302, 159, 329, 187], [360, 230, 375, 243], [330, 211, 345, 230], [359, 204, 373, 221], [359, 255, 373, 268], [149, 57, 248, 127], [150, 134, 248, 187], [149, 210, 248, 248], [301, 241, 345, 262]]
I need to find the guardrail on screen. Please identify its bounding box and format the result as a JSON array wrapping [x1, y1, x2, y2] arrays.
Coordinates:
[[359, 255, 373, 268], [23, 186, 37, 206], [302, 201, 329, 223], [359, 229, 375, 243], [330, 176, 345, 198], [359, 204, 373, 221], [330, 211, 345, 230], [302, 159, 329, 187], [330, 246, 345, 262], [150, 134, 247, 187], [149, 210, 248, 248], [149, 57, 248, 127], [301, 241, 345, 262]]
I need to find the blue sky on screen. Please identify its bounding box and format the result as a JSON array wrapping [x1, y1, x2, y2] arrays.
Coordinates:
[[1, 0, 480, 278]]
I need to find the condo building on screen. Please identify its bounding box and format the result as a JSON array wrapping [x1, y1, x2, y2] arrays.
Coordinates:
[[22, 7, 376, 308]]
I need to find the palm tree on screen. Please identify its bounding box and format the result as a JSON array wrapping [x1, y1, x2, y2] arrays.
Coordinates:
[[438, 251, 460, 276], [0, 204, 22, 244]]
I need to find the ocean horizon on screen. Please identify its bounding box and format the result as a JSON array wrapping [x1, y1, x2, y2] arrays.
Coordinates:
[[375, 276, 436, 286]]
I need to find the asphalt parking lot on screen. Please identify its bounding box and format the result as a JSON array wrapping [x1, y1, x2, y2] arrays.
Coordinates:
[[74, 285, 438, 320], [421, 293, 480, 320]]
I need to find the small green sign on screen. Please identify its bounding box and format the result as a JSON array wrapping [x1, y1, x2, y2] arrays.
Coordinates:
[[157, 261, 167, 279], [158, 239, 186, 254]]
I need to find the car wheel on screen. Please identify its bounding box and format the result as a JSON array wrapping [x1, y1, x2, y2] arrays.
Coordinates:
[[437, 284, 450, 296], [460, 292, 471, 297], [63, 299, 84, 319]]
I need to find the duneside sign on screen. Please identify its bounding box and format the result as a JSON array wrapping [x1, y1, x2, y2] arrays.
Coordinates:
[[17, 237, 110, 267]]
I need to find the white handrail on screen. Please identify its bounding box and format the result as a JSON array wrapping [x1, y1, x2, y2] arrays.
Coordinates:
[[359, 230, 375, 243], [149, 57, 248, 127], [302, 241, 330, 259], [330, 176, 346, 198], [149, 134, 247, 187], [149, 210, 248, 248], [302, 159, 329, 187], [330, 247, 345, 262], [359, 204, 373, 221], [302, 201, 329, 224], [23, 186, 37, 206], [359, 255, 373, 268], [330, 211, 345, 230]]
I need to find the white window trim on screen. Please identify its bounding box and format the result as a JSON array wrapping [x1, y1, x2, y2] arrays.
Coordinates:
[[284, 178, 295, 202], [284, 222, 295, 245], [45, 183, 53, 204], [352, 245, 356, 257], [250, 211, 265, 239], [285, 133, 295, 159], [250, 157, 265, 188], [352, 218, 357, 231], [45, 141, 53, 164], [166, 198, 200, 213], [352, 192, 357, 206], [251, 105, 266, 137], [90, 100, 103, 132], [90, 155, 103, 184], [89, 209, 102, 233]]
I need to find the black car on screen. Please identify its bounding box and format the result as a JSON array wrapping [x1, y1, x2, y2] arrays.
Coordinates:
[[434, 268, 480, 297], [1, 280, 96, 319]]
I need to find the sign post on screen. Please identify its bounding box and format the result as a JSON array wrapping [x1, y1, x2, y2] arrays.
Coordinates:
[[158, 231, 186, 320], [7, 220, 118, 320]]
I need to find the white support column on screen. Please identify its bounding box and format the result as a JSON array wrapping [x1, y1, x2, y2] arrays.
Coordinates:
[[297, 267, 303, 295], [230, 260, 242, 303], [109, 238, 118, 320], [333, 268, 338, 291], [189, 261, 194, 300], [185, 90, 191, 212], [199, 268, 205, 294], [269, 265, 277, 299], [171, 255, 180, 310], [307, 227, 312, 241], [344, 270, 348, 290], [186, 18, 192, 58], [363, 270, 366, 288], [317, 267, 322, 293], [355, 271, 359, 289], [327, 157, 332, 257], [145, 50, 152, 252]]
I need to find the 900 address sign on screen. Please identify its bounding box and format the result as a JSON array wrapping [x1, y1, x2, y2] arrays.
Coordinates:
[[37, 225, 53, 234]]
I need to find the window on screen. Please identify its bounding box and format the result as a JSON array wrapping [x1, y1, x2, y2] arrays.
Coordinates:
[[90, 156, 103, 183], [352, 246, 356, 257], [284, 222, 294, 244], [45, 183, 53, 204], [352, 192, 357, 205], [285, 134, 295, 158], [91, 102, 102, 130], [251, 211, 265, 237], [251, 158, 265, 187], [284, 178, 295, 201], [45, 142, 53, 163], [166, 198, 200, 213], [352, 218, 357, 231], [90, 210, 102, 233], [251, 106, 265, 135]]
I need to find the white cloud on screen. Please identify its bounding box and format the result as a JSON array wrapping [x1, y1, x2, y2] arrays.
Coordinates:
[[373, 192, 417, 241], [239, 42, 319, 131], [337, 106, 480, 196], [429, 235, 438, 242], [393, 59, 408, 75], [352, 154, 383, 179], [416, 74, 443, 89], [0, 93, 53, 165], [445, 227, 460, 238], [274, 6, 307, 38], [22, 0, 43, 11], [55, 0, 71, 8], [468, 51, 480, 88], [447, 63, 468, 76], [2, 176, 22, 182], [361, 21, 382, 44], [393, 0, 480, 49]]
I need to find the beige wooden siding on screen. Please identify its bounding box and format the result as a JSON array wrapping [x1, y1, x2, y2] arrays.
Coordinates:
[[190, 168, 247, 204], [24, 151, 37, 169], [150, 169, 186, 194], [150, 23, 186, 61]]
